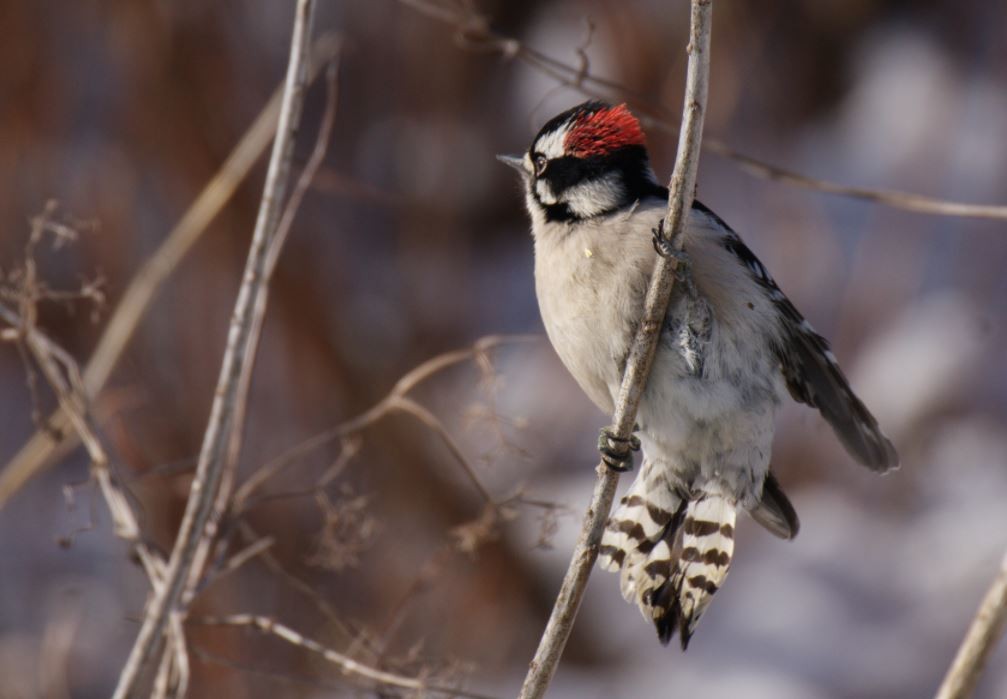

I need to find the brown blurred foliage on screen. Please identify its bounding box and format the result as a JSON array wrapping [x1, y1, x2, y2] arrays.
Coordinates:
[[1, 1, 1006, 697]]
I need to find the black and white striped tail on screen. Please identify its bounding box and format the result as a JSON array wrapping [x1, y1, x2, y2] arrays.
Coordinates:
[[651, 495, 735, 647], [599, 464, 736, 649]]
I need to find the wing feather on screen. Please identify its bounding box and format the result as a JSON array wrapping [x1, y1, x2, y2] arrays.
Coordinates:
[[700, 202, 899, 472]]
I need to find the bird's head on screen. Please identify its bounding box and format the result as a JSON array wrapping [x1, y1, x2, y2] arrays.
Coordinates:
[[498, 101, 662, 224]]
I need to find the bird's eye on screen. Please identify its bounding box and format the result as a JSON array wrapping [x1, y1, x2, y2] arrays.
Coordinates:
[[534, 155, 548, 176]]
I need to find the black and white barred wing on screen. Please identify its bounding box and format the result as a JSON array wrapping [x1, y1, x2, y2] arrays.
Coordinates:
[[721, 229, 899, 472]]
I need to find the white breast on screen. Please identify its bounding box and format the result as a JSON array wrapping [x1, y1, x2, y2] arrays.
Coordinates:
[[532, 201, 786, 503]]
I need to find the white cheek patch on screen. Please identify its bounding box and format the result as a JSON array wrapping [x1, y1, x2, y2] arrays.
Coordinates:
[[535, 178, 558, 204], [564, 173, 625, 218], [534, 123, 571, 159]]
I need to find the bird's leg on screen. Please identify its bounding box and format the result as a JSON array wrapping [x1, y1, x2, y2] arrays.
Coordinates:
[[598, 425, 641, 472], [652, 219, 696, 292]]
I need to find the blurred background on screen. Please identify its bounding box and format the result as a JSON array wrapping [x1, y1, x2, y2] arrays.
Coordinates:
[[1, 0, 1006, 697]]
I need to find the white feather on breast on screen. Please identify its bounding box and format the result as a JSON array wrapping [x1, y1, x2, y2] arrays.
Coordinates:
[[532, 199, 787, 502]]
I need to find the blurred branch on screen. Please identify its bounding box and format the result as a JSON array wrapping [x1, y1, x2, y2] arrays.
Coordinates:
[[397, 0, 1007, 221], [237, 519, 373, 649], [0, 214, 191, 697], [0, 300, 161, 580], [192, 614, 500, 699], [0, 33, 341, 511], [517, 1, 713, 696], [112, 2, 319, 696], [936, 550, 1007, 699], [232, 333, 539, 509], [183, 45, 343, 609], [703, 142, 1007, 220]]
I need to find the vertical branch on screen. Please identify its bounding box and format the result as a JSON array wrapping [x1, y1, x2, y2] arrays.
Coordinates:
[[182, 50, 342, 607], [111, 1, 319, 696], [0, 35, 338, 512], [517, 2, 713, 697], [936, 550, 1007, 699]]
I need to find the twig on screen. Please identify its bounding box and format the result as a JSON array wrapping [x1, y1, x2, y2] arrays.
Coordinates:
[[169, 613, 190, 699], [391, 395, 495, 504], [111, 2, 319, 695], [189, 536, 275, 600], [150, 645, 173, 699], [396, 0, 1007, 221], [517, 2, 713, 697], [0, 34, 341, 511], [183, 46, 343, 610], [193, 614, 500, 699], [231, 333, 538, 508], [936, 550, 1007, 699], [701, 140, 1007, 220], [0, 299, 192, 696], [0, 303, 160, 584]]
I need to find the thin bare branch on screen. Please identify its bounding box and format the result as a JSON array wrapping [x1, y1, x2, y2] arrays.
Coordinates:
[[391, 395, 494, 504], [936, 550, 1007, 699], [184, 43, 344, 611], [397, 0, 1007, 221], [111, 3, 320, 695], [0, 297, 190, 697], [0, 34, 341, 511], [232, 333, 539, 507], [517, 2, 713, 696], [150, 644, 173, 699], [188, 536, 275, 602], [237, 521, 368, 650], [0, 302, 159, 580], [169, 614, 190, 699], [193, 614, 500, 699], [701, 140, 1007, 220]]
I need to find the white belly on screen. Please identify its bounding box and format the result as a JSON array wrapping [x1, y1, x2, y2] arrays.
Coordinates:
[[532, 206, 785, 504]]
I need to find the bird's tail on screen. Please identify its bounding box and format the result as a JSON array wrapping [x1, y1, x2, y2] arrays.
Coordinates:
[[599, 466, 736, 649]]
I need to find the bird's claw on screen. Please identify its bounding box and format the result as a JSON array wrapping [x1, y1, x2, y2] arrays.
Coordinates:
[[652, 220, 692, 284], [598, 426, 640, 472], [652, 219, 675, 258]]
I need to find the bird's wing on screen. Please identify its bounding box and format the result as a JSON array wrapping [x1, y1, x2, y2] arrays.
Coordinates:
[[696, 201, 899, 472]]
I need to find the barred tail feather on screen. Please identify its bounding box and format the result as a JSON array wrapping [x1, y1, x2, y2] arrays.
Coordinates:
[[599, 463, 685, 611], [599, 466, 736, 649], [652, 494, 736, 648]]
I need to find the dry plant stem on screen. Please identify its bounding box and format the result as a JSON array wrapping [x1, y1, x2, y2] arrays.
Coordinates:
[[391, 395, 494, 503], [0, 304, 159, 584], [232, 333, 538, 508], [0, 301, 189, 697], [517, 2, 713, 697], [397, 0, 1007, 221], [0, 35, 340, 511], [194, 615, 498, 699], [701, 140, 1007, 220], [150, 647, 173, 699], [184, 51, 342, 607], [936, 551, 1007, 699], [111, 3, 318, 695]]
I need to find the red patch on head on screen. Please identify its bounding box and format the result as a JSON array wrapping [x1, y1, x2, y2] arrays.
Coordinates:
[[564, 103, 646, 158]]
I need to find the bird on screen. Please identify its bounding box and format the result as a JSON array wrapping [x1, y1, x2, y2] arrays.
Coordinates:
[[498, 100, 898, 649]]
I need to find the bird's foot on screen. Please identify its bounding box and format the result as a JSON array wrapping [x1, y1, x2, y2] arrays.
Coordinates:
[[652, 220, 693, 287], [598, 426, 641, 472]]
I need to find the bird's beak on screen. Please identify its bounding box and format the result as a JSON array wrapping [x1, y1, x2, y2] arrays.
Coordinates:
[[496, 153, 527, 174]]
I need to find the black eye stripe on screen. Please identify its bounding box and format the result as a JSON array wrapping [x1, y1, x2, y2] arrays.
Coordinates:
[[541, 155, 601, 190], [525, 143, 664, 222]]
